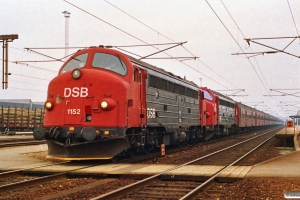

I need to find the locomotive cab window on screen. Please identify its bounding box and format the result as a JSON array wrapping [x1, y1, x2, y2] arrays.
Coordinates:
[[203, 91, 213, 101], [60, 53, 88, 73], [92, 53, 127, 75]]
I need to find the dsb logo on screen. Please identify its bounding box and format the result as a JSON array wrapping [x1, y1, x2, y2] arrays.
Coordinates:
[[64, 87, 88, 97]]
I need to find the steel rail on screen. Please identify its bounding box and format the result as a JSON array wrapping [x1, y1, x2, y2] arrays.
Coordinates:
[[0, 162, 100, 193], [180, 131, 275, 199], [90, 127, 281, 200], [0, 140, 46, 148], [0, 161, 69, 179]]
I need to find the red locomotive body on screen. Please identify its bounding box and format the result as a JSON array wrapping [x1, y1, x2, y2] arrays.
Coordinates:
[[34, 47, 149, 160]]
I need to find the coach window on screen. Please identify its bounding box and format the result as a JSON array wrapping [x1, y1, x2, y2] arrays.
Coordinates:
[[92, 53, 127, 75], [60, 53, 88, 73]]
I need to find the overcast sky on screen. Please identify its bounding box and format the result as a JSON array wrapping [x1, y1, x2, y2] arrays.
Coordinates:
[[1, 0, 299, 119]]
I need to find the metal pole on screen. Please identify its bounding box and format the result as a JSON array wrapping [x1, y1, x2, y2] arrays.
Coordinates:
[[62, 11, 70, 59], [5, 40, 8, 89], [2, 41, 4, 89]]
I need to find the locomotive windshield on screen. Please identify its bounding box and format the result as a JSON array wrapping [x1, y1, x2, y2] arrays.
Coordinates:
[[203, 90, 213, 101], [92, 53, 127, 75], [60, 53, 88, 73]]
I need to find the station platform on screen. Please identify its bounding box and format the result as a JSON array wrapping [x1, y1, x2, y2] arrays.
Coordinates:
[[0, 132, 34, 139], [0, 144, 299, 180], [0, 144, 50, 171], [275, 126, 300, 139]]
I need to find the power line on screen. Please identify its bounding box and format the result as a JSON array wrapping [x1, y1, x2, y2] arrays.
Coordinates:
[[63, 0, 231, 89], [220, 1, 273, 96], [286, 0, 300, 37], [104, 0, 197, 57], [205, 0, 281, 111], [206, 0, 269, 94], [220, 0, 268, 84], [104, 0, 245, 91], [207, 0, 287, 117], [10, 79, 48, 86], [0, 59, 57, 73], [9, 87, 45, 93], [199, 60, 240, 89], [11, 73, 52, 81]]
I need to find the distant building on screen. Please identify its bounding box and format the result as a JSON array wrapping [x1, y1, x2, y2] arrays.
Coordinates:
[[289, 110, 300, 125]]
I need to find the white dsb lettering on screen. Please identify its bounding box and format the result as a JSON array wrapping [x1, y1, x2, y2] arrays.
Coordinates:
[[64, 87, 88, 97], [147, 108, 156, 118]]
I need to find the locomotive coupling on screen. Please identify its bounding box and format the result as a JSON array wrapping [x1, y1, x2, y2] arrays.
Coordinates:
[[33, 127, 46, 140]]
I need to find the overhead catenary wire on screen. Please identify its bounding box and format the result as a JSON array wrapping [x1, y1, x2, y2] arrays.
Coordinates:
[[12, 73, 52, 82], [10, 79, 48, 86], [63, 0, 231, 89], [103, 0, 244, 92], [206, 0, 287, 116], [206, 0, 269, 94], [220, 0, 271, 90], [0, 59, 57, 73], [10, 87, 45, 93], [219, 0, 278, 106], [286, 0, 300, 38], [103, 0, 197, 58]]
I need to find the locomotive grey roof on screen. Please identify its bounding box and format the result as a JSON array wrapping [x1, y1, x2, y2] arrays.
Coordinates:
[[210, 90, 235, 103], [127, 55, 199, 90]]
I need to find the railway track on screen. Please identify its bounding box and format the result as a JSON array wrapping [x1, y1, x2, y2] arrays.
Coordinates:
[[90, 127, 279, 200], [0, 162, 69, 192], [0, 139, 46, 148], [115, 127, 281, 164], [0, 161, 110, 194]]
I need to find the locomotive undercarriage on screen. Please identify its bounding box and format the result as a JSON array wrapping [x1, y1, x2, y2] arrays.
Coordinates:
[[33, 126, 129, 160], [125, 126, 204, 157], [204, 124, 241, 140]]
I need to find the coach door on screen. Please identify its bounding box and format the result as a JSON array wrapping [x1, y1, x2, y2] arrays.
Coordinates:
[[139, 69, 147, 125], [129, 67, 147, 127], [199, 90, 206, 126]]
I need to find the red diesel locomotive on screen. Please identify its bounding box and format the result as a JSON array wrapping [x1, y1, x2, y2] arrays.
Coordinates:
[[33, 46, 282, 160]]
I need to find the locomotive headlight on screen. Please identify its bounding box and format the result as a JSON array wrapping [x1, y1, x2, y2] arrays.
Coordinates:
[[101, 101, 108, 109], [100, 98, 117, 111], [45, 101, 54, 111], [72, 69, 81, 79]]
